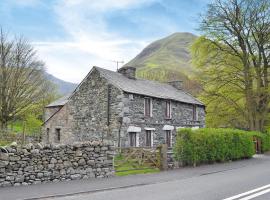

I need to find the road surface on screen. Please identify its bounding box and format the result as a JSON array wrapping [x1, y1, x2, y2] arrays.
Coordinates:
[[1, 154, 270, 200]]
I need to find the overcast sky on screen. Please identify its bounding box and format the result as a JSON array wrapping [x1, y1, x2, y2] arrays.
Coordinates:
[[0, 0, 210, 83]]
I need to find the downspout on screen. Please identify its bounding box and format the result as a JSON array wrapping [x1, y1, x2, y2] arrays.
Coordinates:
[[105, 84, 111, 141]]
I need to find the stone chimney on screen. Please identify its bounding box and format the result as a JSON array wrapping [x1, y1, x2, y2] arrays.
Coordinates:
[[167, 80, 183, 90], [118, 66, 136, 79]]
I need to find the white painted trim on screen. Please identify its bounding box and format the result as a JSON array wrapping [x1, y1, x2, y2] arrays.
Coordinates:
[[151, 131, 154, 147], [150, 98, 153, 117], [163, 125, 174, 130], [136, 133, 139, 147], [144, 127, 156, 130], [127, 126, 141, 132]]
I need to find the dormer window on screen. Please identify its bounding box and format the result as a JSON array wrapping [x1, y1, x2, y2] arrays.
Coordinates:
[[144, 98, 152, 117], [165, 100, 171, 119]]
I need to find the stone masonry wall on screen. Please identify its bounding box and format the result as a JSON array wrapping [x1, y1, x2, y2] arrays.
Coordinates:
[[120, 93, 205, 147], [0, 142, 114, 187], [68, 68, 123, 144]]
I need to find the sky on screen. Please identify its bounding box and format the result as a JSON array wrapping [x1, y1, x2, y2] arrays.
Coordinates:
[[0, 0, 210, 83]]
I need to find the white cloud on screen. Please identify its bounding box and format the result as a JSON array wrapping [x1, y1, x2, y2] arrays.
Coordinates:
[[31, 0, 157, 83]]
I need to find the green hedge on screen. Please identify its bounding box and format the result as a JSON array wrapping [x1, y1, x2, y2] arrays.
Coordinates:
[[173, 128, 260, 166], [247, 131, 270, 153]]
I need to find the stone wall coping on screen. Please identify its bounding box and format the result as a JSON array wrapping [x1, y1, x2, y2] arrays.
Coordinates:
[[0, 141, 114, 154]]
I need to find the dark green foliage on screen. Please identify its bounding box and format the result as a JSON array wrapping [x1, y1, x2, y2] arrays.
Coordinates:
[[174, 128, 257, 166], [246, 131, 270, 153]]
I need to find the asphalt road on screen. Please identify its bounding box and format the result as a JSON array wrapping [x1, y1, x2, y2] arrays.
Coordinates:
[[1, 154, 270, 200]]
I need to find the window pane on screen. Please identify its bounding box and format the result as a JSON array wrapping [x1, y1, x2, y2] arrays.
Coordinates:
[[129, 132, 136, 147], [145, 98, 150, 116], [146, 130, 151, 147], [166, 130, 171, 147]]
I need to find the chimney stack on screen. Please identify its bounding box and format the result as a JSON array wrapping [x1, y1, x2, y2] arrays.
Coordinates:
[[167, 80, 183, 90], [118, 66, 136, 79]]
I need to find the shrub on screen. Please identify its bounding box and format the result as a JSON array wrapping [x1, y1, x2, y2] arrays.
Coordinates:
[[173, 128, 255, 166], [246, 131, 270, 153]]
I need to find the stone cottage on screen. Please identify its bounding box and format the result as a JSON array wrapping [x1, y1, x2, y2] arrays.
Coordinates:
[[43, 66, 205, 148]]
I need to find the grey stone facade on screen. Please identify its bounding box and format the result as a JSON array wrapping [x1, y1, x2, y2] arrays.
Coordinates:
[[43, 66, 205, 147], [0, 142, 114, 187]]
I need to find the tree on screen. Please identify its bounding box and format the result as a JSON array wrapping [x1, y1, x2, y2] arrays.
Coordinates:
[[0, 29, 52, 130], [194, 0, 270, 131]]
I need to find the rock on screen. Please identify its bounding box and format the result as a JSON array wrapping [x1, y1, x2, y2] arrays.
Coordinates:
[[0, 153, 9, 161], [15, 175, 24, 183], [70, 174, 81, 180], [78, 158, 86, 166], [50, 158, 57, 164]]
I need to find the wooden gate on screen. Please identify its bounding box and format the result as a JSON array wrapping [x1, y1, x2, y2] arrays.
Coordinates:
[[114, 147, 161, 175], [253, 136, 262, 154]]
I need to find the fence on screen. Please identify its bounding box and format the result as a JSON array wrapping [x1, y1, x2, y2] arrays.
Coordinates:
[[114, 145, 170, 175], [0, 131, 41, 146]]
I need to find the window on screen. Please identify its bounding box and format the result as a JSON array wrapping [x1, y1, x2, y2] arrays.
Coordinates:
[[145, 130, 153, 147], [46, 128, 50, 143], [129, 94, 134, 100], [165, 101, 171, 119], [193, 105, 197, 121], [166, 130, 172, 147], [55, 128, 61, 143], [144, 98, 152, 117], [129, 132, 137, 147]]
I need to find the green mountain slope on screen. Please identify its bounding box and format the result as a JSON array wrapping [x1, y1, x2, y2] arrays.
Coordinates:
[[125, 32, 200, 94]]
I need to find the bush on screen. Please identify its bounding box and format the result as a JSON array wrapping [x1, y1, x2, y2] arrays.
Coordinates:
[[246, 131, 270, 153], [173, 128, 256, 166]]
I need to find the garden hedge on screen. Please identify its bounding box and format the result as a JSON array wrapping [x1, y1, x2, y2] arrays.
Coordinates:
[[173, 128, 270, 166]]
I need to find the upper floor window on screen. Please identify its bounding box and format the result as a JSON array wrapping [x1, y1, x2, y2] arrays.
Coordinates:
[[144, 98, 152, 117], [165, 101, 171, 119], [193, 105, 197, 121]]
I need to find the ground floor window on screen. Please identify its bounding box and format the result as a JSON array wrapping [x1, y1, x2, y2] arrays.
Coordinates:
[[55, 128, 61, 143], [129, 132, 137, 147], [145, 130, 153, 147], [166, 130, 172, 147]]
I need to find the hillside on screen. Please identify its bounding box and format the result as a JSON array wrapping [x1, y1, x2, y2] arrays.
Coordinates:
[[45, 73, 77, 95], [125, 32, 200, 94]]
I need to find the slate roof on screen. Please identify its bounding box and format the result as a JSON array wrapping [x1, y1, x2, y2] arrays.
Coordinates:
[[45, 94, 71, 108], [46, 66, 204, 108], [96, 67, 204, 106]]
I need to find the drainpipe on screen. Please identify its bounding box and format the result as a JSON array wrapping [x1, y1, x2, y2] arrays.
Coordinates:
[[105, 84, 111, 142]]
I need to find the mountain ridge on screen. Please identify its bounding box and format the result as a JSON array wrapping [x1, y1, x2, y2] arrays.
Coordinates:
[[125, 32, 200, 94]]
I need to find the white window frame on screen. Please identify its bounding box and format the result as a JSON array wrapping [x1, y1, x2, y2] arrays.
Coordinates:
[[129, 132, 139, 147], [144, 97, 152, 117], [165, 130, 173, 148]]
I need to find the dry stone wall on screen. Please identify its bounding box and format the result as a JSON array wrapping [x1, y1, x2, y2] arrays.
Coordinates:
[[0, 142, 114, 187]]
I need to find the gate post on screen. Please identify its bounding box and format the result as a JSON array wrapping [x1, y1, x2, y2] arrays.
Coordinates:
[[158, 144, 168, 171]]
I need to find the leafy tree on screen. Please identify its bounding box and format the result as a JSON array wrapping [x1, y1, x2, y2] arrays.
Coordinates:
[[193, 0, 270, 131], [0, 29, 54, 130]]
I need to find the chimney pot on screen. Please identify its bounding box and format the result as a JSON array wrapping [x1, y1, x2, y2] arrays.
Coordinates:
[[118, 66, 136, 79], [167, 80, 183, 90]]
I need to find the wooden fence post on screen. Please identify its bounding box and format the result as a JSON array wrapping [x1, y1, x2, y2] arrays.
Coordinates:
[[158, 144, 168, 171]]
